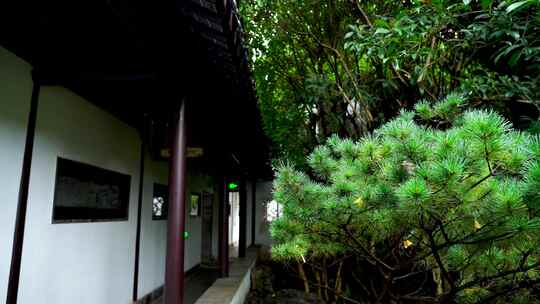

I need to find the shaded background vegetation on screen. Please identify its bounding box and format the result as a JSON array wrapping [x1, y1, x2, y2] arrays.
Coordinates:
[[241, 0, 540, 168], [240, 0, 540, 303]]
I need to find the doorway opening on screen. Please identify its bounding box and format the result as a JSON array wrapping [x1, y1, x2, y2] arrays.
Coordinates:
[[228, 190, 240, 258]]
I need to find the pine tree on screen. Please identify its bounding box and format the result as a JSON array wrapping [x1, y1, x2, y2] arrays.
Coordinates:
[[271, 94, 540, 303]]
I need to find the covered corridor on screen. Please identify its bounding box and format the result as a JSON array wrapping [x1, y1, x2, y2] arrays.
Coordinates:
[[0, 0, 270, 303]]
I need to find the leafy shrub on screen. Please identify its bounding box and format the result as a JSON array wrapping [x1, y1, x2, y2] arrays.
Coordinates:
[[271, 94, 540, 303]]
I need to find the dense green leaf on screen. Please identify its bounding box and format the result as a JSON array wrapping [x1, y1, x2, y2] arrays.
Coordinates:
[[241, 0, 540, 167], [270, 96, 540, 302]]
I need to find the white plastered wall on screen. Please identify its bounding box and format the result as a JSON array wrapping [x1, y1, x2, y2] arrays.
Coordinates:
[[1, 45, 217, 303], [138, 163, 215, 298], [137, 151, 168, 298], [0, 47, 33, 302], [184, 171, 214, 271], [18, 86, 141, 304]]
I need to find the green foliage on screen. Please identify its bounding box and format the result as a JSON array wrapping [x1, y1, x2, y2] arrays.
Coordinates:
[[241, 0, 370, 166], [241, 0, 540, 167], [271, 94, 540, 302]]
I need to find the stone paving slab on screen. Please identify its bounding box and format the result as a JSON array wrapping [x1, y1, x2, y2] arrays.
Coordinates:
[[150, 268, 219, 304], [152, 249, 258, 304], [195, 249, 258, 304]]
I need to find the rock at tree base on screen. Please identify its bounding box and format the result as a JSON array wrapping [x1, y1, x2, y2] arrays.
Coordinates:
[[250, 265, 275, 296], [246, 289, 325, 304]]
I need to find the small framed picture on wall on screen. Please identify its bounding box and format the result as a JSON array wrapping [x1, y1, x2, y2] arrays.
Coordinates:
[[152, 183, 168, 220], [189, 193, 201, 216]]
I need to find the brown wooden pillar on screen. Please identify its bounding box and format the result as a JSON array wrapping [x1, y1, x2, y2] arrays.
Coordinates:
[[6, 78, 40, 304], [164, 101, 187, 304], [250, 179, 256, 246], [218, 174, 229, 277], [132, 143, 146, 302], [238, 177, 247, 258]]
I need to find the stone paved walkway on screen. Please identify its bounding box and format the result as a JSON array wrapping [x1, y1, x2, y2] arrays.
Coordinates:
[[152, 267, 220, 304], [194, 249, 258, 304], [153, 248, 258, 304]]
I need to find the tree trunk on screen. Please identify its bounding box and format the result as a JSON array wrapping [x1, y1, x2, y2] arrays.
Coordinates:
[[315, 269, 323, 299], [298, 261, 310, 294], [335, 261, 343, 302], [322, 258, 329, 301]]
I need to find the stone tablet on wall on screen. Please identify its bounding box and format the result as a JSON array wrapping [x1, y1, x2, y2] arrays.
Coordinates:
[[52, 157, 131, 223]]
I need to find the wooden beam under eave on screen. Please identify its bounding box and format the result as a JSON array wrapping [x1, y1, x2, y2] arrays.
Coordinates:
[[191, 12, 224, 33], [199, 32, 229, 49], [188, 0, 218, 14]]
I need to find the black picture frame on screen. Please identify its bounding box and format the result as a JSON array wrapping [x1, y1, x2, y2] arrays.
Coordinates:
[[152, 183, 168, 220], [189, 193, 201, 217], [52, 157, 131, 223]]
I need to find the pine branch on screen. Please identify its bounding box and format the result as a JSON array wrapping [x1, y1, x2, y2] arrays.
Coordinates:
[[422, 223, 456, 291], [342, 225, 394, 271], [477, 278, 540, 304], [455, 262, 540, 293], [467, 171, 494, 191]]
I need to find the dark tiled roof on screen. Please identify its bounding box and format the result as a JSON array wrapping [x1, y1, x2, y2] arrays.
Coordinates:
[[181, 0, 257, 104]]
